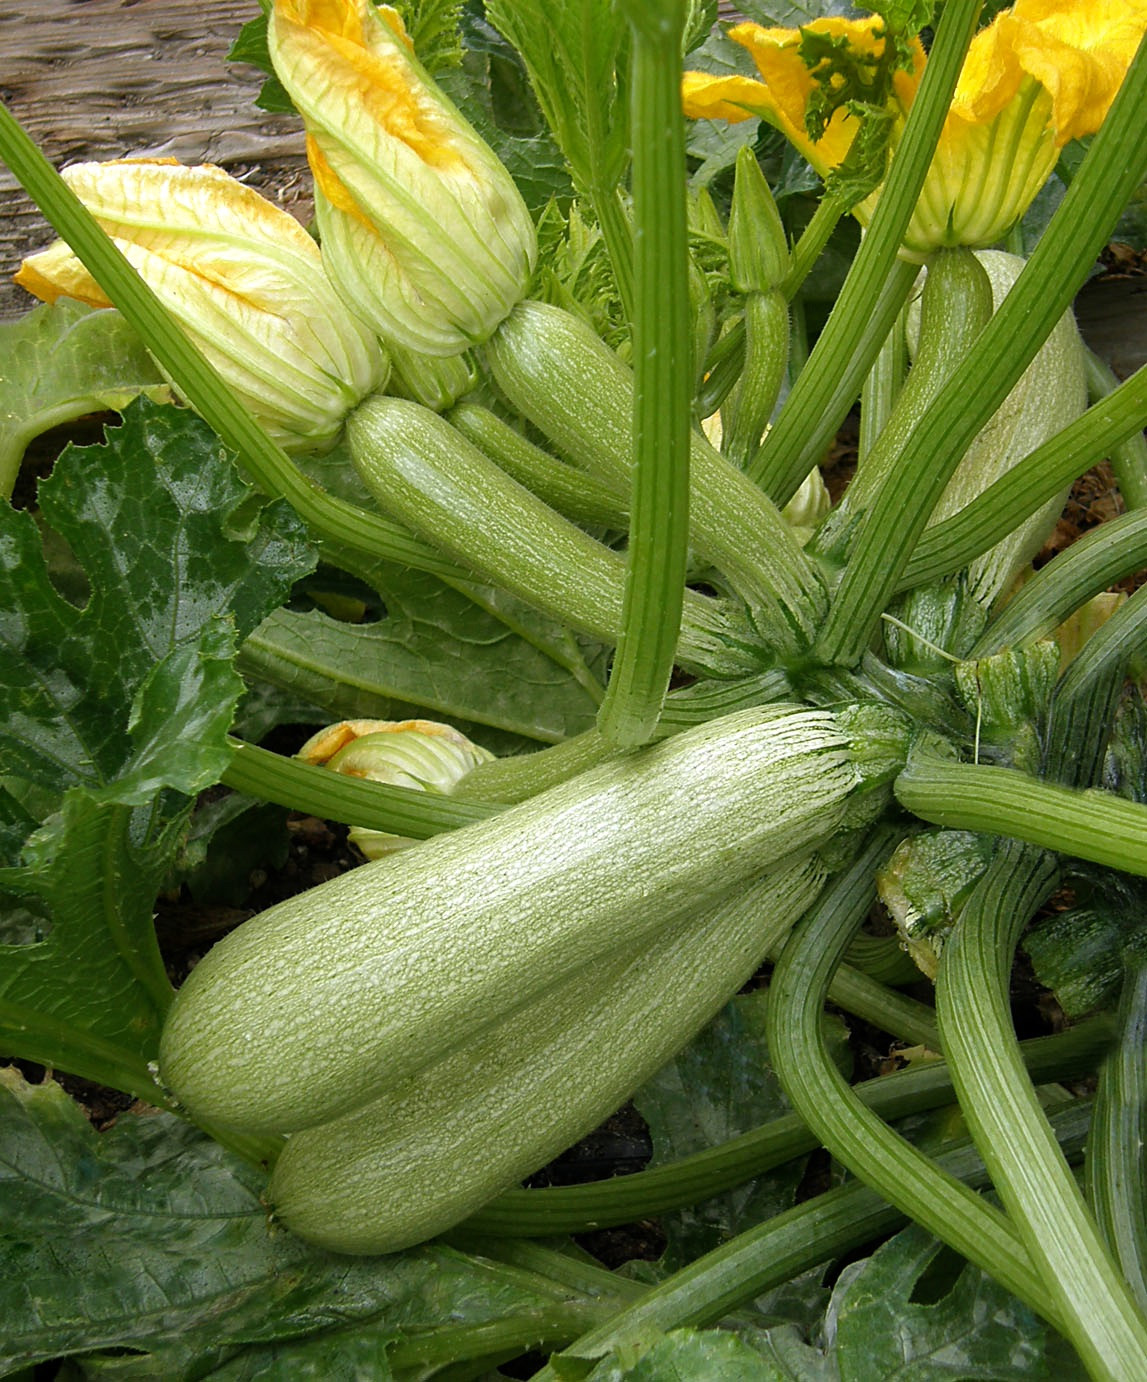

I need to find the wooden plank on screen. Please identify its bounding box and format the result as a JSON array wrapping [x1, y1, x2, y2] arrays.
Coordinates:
[[1, 0, 309, 322]]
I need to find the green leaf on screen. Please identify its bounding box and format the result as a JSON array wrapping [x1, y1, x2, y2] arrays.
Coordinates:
[[484, 0, 629, 197], [0, 1070, 592, 1378], [586, 1326, 800, 1380], [0, 398, 315, 1090], [239, 566, 605, 746], [830, 1222, 1079, 1378], [0, 398, 313, 806], [0, 300, 166, 499], [633, 992, 845, 1269]]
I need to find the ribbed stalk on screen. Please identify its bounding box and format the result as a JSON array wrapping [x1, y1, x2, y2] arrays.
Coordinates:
[[529, 1103, 1093, 1378], [0, 100, 468, 586], [899, 362, 1147, 590], [1087, 962, 1147, 1315], [598, 0, 692, 747], [936, 841, 1147, 1379], [750, 0, 982, 506], [858, 300, 908, 465], [221, 739, 500, 836], [813, 247, 993, 568], [894, 753, 1147, 877], [465, 1017, 1108, 1237], [815, 41, 1147, 665], [766, 827, 1060, 1325], [972, 507, 1147, 656], [1087, 350, 1147, 511], [1043, 579, 1147, 787]]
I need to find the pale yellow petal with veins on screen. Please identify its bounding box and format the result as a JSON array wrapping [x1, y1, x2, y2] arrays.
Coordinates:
[[15, 159, 387, 450]]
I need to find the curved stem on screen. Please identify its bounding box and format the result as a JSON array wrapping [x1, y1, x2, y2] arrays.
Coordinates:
[[750, 0, 982, 506], [973, 507, 1147, 656], [1086, 349, 1147, 512], [899, 362, 1147, 591], [529, 1102, 1093, 1378], [464, 1017, 1109, 1237], [894, 753, 1147, 877], [221, 739, 501, 836], [815, 39, 1147, 664], [1087, 961, 1147, 1315], [765, 826, 1061, 1325], [936, 841, 1147, 1379]]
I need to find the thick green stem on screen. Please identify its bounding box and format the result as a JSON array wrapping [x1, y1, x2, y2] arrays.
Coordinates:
[[894, 753, 1147, 877], [899, 362, 1147, 590], [936, 841, 1147, 1379], [1087, 962, 1147, 1316], [465, 1017, 1108, 1237], [766, 826, 1060, 1325], [750, 0, 982, 506], [972, 507, 1147, 656], [221, 739, 500, 836], [815, 41, 1147, 665], [813, 247, 993, 568], [529, 1103, 1092, 1378], [598, 0, 691, 747], [1086, 349, 1147, 511]]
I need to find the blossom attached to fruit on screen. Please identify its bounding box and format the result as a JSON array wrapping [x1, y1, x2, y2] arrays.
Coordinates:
[[268, 0, 537, 354], [297, 718, 494, 858]]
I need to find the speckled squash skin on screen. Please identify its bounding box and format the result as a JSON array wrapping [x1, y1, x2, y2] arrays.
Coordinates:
[[269, 856, 826, 1255], [159, 707, 858, 1136]]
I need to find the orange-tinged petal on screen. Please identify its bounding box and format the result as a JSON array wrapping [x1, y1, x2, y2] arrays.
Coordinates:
[[14, 241, 111, 309], [269, 0, 535, 353], [681, 72, 777, 124]]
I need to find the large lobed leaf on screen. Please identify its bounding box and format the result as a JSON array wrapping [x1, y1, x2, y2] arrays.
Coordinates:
[[0, 398, 314, 1091], [0, 1069, 599, 1378]]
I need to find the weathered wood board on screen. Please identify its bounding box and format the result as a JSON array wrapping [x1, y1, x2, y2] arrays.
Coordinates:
[[1, 0, 309, 322]]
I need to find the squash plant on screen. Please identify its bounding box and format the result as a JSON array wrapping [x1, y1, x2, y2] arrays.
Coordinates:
[[2, 0, 1147, 1375]]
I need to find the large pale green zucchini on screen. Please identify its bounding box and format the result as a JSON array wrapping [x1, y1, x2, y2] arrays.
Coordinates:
[[159, 706, 860, 1135], [269, 855, 826, 1255]]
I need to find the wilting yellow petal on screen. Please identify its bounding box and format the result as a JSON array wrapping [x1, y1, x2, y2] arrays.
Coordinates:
[[14, 241, 111, 309], [16, 159, 387, 450], [269, 0, 536, 354]]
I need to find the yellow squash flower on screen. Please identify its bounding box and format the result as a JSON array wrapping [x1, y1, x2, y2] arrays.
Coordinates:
[[15, 159, 387, 452], [268, 0, 537, 355], [683, 0, 1147, 257]]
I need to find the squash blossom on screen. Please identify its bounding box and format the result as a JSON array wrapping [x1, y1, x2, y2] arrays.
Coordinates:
[[297, 718, 493, 858], [15, 159, 387, 452], [682, 0, 1147, 258], [268, 0, 537, 355]]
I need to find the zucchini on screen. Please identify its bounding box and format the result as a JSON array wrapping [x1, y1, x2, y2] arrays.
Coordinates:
[[159, 706, 862, 1135], [348, 396, 762, 679], [485, 300, 827, 653], [269, 855, 826, 1255]]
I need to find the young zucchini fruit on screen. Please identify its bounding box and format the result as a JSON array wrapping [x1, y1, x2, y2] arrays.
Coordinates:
[[269, 855, 826, 1255], [159, 706, 864, 1135], [348, 396, 762, 679]]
